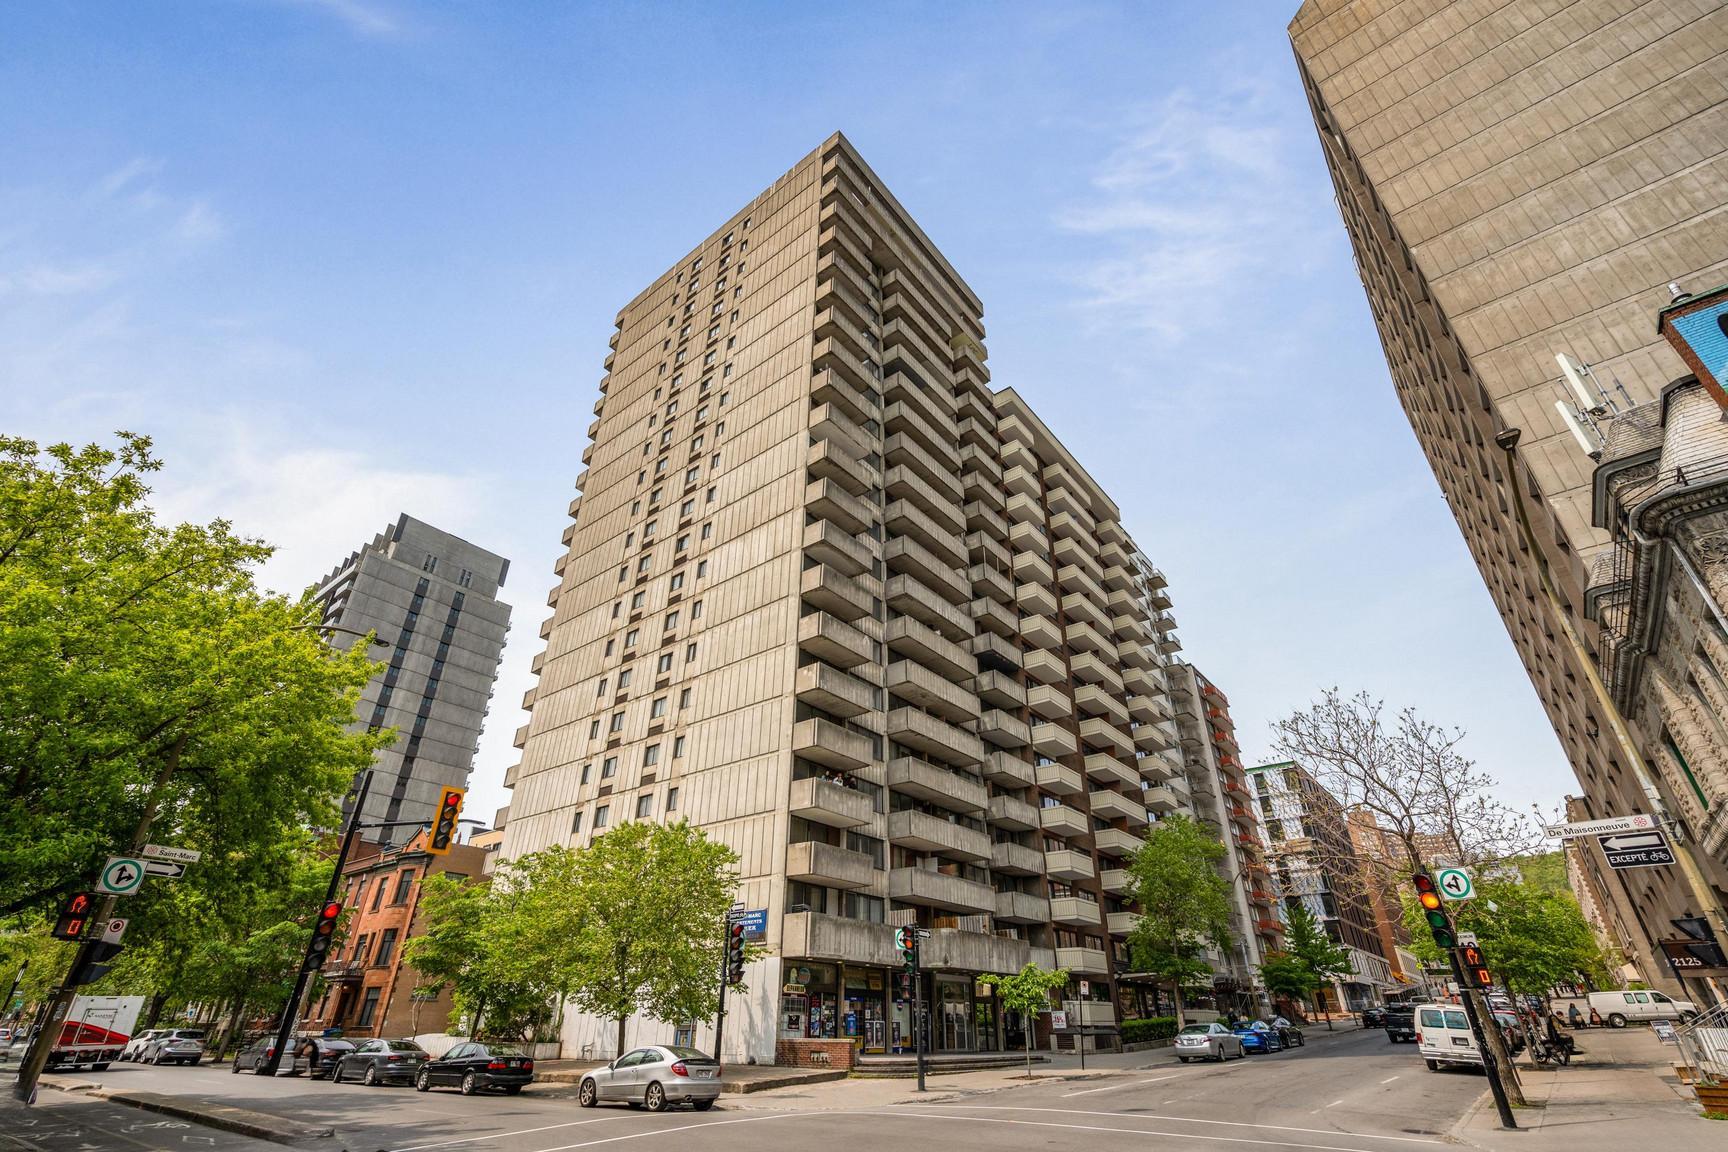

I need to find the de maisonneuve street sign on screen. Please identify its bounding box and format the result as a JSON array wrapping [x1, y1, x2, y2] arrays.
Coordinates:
[[1598, 828, 1675, 870], [1543, 813, 1657, 839]]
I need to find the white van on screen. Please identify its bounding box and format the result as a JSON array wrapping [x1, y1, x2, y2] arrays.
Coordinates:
[[1587, 989, 1698, 1026], [1415, 1003, 1481, 1072]]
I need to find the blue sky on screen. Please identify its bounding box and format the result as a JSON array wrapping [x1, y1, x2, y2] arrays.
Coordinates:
[[1, 0, 1576, 825]]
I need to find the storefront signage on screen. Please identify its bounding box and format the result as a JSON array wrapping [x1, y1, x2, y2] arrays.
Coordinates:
[[782, 983, 807, 995]]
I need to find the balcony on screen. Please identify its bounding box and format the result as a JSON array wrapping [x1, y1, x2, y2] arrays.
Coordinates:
[[1015, 580, 1058, 619], [794, 661, 876, 719], [787, 840, 875, 889], [884, 498, 966, 571], [1073, 684, 1130, 726], [972, 669, 1025, 711], [798, 612, 873, 669], [1066, 650, 1122, 692], [793, 717, 875, 772], [1044, 848, 1095, 881], [1027, 682, 1072, 720], [977, 708, 1031, 749], [967, 527, 1011, 570], [965, 502, 1010, 548], [1107, 911, 1142, 937], [884, 466, 965, 536], [1089, 789, 1149, 826], [809, 401, 874, 458], [887, 707, 985, 768], [803, 520, 873, 577], [886, 617, 974, 682], [887, 756, 987, 813], [1022, 646, 1066, 685], [882, 400, 958, 468], [1004, 491, 1042, 528], [1052, 896, 1105, 928], [995, 890, 1051, 925], [790, 776, 873, 829], [809, 364, 879, 427], [1079, 717, 1134, 758], [1083, 753, 1139, 790], [889, 866, 996, 914], [1099, 867, 1131, 895], [889, 809, 991, 862], [885, 573, 971, 642], [1019, 612, 1063, 651], [990, 839, 1044, 875], [1142, 785, 1183, 814], [986, 792, 1040, 831], [1117, 639, 1154, 669], [1094, 826, 1145, 858], [1112, 614, 1153, 646], [1031, 722, 1078, 760], [888, 661, 980, 723], [970, 562, 1014, 605], [884, 535, 969, 603], [801, 565, 875, 622], [1055, 946, 1110, 974], [1034, 760, 1083, 796], [1012, 549, 1054, 587], [1038, 803, 1089, 839], [970, 596, 1017, 638], [1126, 694, 1158, 725], [1064, 619, 1113, 656], [982, 749, 1035, 787], [922, 927, 1032, 974]]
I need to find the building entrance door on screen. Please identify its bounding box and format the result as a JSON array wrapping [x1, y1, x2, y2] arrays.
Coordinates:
[[937, 979, 973, 1051]]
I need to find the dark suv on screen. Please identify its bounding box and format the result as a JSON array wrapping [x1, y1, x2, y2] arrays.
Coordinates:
[[1384, 1005, 1417, 1043]]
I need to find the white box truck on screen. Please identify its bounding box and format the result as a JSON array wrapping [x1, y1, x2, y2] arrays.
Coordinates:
[[46, 995, 144, 1071]]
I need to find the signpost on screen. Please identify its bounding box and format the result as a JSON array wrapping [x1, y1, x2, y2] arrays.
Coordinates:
[[1435, 866, 1474, 902], [141, 845, 202, 864], [1542, 813, 1656, 839], [1598, 829, 1675, 870], [97, 858, 145, 896], [142, 860, 187, 880]]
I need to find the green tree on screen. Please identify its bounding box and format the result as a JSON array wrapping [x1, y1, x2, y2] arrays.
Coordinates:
[[1281, 902, 1352, 1026], [1402, 874, 1610, 999], [1258, 952, 1318, 1014], [404, 872, 560, 1041], [0, 925, 74, 1024], [1124, 814, 1234, 1025], [987, 963, 1069, 1078], [0, 433, 385, 923]]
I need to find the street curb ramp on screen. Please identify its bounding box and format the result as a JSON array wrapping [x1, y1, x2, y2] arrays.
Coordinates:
[[42, 1077, 334, 1146]]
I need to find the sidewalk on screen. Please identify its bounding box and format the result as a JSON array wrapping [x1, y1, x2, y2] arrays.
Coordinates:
[[533, 1058, 847, 1093], [1454, 1026, 1719, 1150]]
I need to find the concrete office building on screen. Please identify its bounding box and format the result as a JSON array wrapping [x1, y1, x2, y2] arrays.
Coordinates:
[[1171, 664, 1283, 1012], [498, 134, 1188, 1066], [1248, 760, 1393, 1011], [1289, 0, 1728, 985], [312, 515, 512, 840]]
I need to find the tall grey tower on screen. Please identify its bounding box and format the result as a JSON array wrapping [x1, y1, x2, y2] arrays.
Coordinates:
[[312, 514, 512, 840]]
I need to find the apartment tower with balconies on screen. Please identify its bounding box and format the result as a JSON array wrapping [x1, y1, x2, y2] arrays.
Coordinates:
[[498, 134, 1187, 1065]]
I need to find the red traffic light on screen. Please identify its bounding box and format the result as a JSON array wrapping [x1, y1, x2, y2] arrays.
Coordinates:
[[320, 901, 342, 921], [428, 786, 466, 855]]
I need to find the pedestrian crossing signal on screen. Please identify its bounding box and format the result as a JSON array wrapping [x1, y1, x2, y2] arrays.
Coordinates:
[[52, 893, 98, 941], [427, 787, 465, 855]]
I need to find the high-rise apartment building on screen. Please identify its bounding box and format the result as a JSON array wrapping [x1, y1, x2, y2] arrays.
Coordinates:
[[1248, 760, 1392, 1011], [1289, 0, 1728, 984], [312, 515, 512, 839], [1171, 664, 1283, 1012], [498, 135, 1190, 1065], [1345, 810, 1430, 990]]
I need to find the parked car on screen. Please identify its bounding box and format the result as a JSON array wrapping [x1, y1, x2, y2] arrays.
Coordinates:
[[121, 1029, 169, 1062], [140, 1028, 206, 1066], [1360, 1006, 1387, 1028], [1384, 1005, 1417, 1043], [294, 1037, 356, 1079], [1172, 1022, 1245, 1063], [232, 1035, 280, 1074], [1490, 1011, 1525, 1054], [1232, 1021, 1284, 1054], [1585, 989, 1698, 1027], [415, 1041, 535, 1097], [1265, 1016, 1305, 1048], [1416, 1002, 1480, 1071], [576, 1044, 718, 1111], [334, 1038, 429, 1086]]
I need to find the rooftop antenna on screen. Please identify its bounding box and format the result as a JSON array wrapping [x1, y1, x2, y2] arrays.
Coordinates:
[[1554, 400, 1602, 460], [1556, 351, 1616, 415]]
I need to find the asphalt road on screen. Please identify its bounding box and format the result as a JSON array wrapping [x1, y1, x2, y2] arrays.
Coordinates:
[[26, 1028, 1484, 1152]]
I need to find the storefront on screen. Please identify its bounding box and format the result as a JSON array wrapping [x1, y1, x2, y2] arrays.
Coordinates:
[[778, 964, 999, 1056]]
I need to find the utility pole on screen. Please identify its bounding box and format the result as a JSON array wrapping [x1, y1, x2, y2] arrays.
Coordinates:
[[1412, 871, 1516, 1129]]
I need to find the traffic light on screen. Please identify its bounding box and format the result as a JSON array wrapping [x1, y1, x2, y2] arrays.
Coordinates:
[[69, 941, 124, 987], [51, 893, 98, 941], [726, 923, 746, 986], [1412, 873, 1457, 949], [302, 900, 343, 973], [897, 926, 918, 970], [1460, 943, 1493, 989], [427, 786, 465, 854]]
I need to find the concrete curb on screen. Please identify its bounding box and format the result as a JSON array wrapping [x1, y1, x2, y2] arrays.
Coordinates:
[[41, 1077, 333, 1145]]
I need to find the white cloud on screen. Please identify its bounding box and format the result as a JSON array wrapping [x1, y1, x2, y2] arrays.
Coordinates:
[[279, 0, 402, 38], [171, 200, 226, 246], [7, 261, 121, 296]]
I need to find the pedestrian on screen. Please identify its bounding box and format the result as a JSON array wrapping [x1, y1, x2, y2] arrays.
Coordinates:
[[1588, 1007, 1602, 1027], [1567, 1004, 1583, 1029]]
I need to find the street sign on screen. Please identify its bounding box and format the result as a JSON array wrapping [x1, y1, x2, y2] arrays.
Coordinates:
[[1542, 813, 1656, 839], [1598, 829, 1675, 870], [98, 857, 146, 895], [1457, 932, 1478, 946], [1435, 866, 1474, 901], [101, 918, 128, 944], [728, 908, 768, 939], [1079, 980, 1090, 996], [142, 844, 202, 864], [1049, 1010, 1069, 1030], [143, 860, 186, 880]]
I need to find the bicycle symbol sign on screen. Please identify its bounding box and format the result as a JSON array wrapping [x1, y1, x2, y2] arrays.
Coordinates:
[[99, 856, 146, 896], [1435, 866, 1474, 902]]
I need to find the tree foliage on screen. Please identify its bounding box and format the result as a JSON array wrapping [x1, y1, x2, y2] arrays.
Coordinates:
[[1258, 952, 1318, 1010], [0, 433, 385, 924], [1280, 902, 1352, 1023], [404, 872, 561, 1042], [1402, 874, 1611, 996], [987, 963, 1069, 1077], [1125, 814, 1234, 1024]]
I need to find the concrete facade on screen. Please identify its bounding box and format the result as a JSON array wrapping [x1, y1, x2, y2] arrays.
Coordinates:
[[498, 134, 1190, 1064], [1289, 0, 1728, 985], [312, 514, 512, 841]]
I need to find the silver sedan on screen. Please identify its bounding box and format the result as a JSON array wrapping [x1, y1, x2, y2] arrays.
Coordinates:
[[578, 1045, 722, 1112], [1173, 1022, 1246, 1062]]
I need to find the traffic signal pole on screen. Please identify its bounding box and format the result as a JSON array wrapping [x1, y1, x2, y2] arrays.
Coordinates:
[[912, 955, 926, 1093], [1449, 949, 1517, 1130]]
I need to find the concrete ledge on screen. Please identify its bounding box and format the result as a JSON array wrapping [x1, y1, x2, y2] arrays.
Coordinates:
[[723, 1069, 848, 1093], [42, 1078, 333, 1145]]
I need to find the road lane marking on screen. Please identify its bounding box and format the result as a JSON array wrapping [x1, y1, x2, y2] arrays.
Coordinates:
[[1330, 1100, 1345, 1107], [388, 1116, 626, 1152], [1379, 1077, 1399, 1084], [529, 1113, 801, 1151], [926, 1106, 1447, 1144], [1062, 1075, 1179, 1097], [868, 1110, 1437, 1152]]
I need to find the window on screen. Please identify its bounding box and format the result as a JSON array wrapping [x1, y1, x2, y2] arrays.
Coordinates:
[[666, 787, 679, 812], [700, 522, 713, 541], [696, 560, 709, 578], [676, 534, 690, 553], [589, 719, 602, 739], [655, 458, 668, 474], [609, 711, 625, 733], [681, 498, 695, 517], [707, 325, 719, 341], [685, 467, 699, 484], [685, 642, 697, 661], [643, 743, 661, 766], [370, 878, 386, 911], [722, 363, 733, 378], [650, 696, 668, 719], [625, 628, 639, 648], [643, 520, 657, 539], [374, 928, 399, 966], [670, 571, 685, 591], [691, 435, 704, 452], [422, 554, 437, 573], [695, 406, 708, 423], [706, 486, 717, 504], [604, 638, 615, 656], [624, 531, 635, 549], [650, 486, 663, 505], [580, 763, 591, 784], [710, 453, 721, 468], [596, 677, 609, 697], [673, 735, 687, 758], [657, 652, 673, 673], [679, 687, 692, 709], [617, 668, 632, 689], [602, 756, 618, 778], [357, 988, 382, 1027], [631, 591, 646, 609], [691, 600, 703, 620], [457, 568, 473, 588], [719, 390, 729, 407], [571, 809, 583, 834], [612, 601, 621, 619], [618, 566, 627, 582], [636, 794, 653, 819], [594, 805, 610, 829], [664, 610, 679, 630]]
